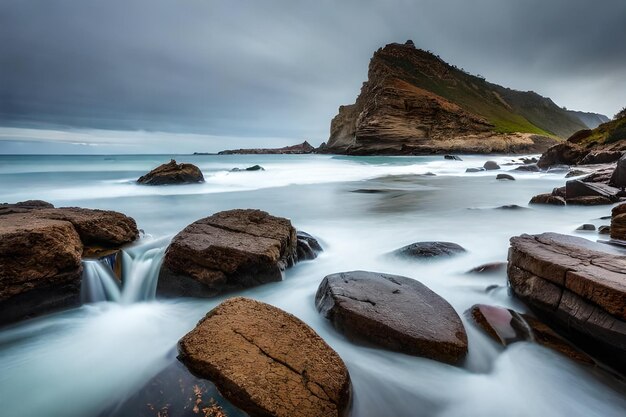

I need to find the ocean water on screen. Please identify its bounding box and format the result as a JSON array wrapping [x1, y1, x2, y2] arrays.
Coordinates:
[[0, 153, 625, 417]]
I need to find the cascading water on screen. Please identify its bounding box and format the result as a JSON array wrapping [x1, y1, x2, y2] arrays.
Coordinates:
[[80, 236, 170, 305]]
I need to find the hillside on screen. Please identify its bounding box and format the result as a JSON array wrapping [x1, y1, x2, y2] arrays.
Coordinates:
[[566, 110, 610, 129], [324, 41, 588, 155], [567, 110, 626, 150]]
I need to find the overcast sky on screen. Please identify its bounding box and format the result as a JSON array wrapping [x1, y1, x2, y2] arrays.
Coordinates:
[[1, 0, 625, 153]]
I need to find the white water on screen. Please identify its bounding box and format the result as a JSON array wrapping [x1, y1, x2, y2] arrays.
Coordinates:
[[1, 154, 625, 417]]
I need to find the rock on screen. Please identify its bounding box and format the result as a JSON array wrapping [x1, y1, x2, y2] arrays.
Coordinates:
[[496, 204, 527, 210], [315, 271, 468, 364], [467, 304, 593, 365], [466, 167, 485, 173], [513, 164, 540, 172], [567, 129, 593, 144], [466, 262, 507, 275], [0, 205, 139, 325], [296, 231, 323, 261], [610, 154, 626, 190], [0, 200, 54, 215], [507, 232, 626, 371], [392, 241, 466, 259], [218, 141, 315, 155], [583, 165, 616, 184], [552, 186, 567, 197], [546, 164, 570, 174], [0, 216, 83, 325], [158, 209, 299, 297], [537, 142, 587, 169], [567, 196, 613, 205], [444, 155, 463, 161], [231, 165, 265, 172], [579, 150, 623, 165], [137, 159, 204, 185], [610, 203, 626, 241], [107, 360, 243, 417], [576, 224, 596, 231], [483, 161, 500, 170], [178, 297, 351, 417], [496, 173, 515, 180], [565, 179, 618, 204], [529, 193, 566, 206], [599, 225, 611, 235], [565, 169, 588, 178]]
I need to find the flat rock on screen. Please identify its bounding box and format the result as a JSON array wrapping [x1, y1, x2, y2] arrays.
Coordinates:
[[315, 271, 468, 364], [138, 159, 204, 185], [178, 297, 351, 417], [392, 241, 466, 259], [159, 209, 299, 297], [466, 262, 507, 275], [566, 179, 618, 203], [508, 232, 626, 371]]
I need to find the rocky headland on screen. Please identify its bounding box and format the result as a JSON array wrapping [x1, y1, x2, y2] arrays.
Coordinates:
[[217, 141, 315, 155]]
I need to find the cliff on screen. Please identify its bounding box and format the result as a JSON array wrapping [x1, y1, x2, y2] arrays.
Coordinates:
[[324, 41, 588, 155]]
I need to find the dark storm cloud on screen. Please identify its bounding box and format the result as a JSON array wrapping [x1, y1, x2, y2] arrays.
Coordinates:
[[0, 0, 625, 151]]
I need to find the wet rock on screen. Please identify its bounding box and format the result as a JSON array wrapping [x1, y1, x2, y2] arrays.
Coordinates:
[[483, 161, 500, 170], [316, 271, 468, 364], [576, 224, 596, 231], [529, 193, 566, 206], [552, 186, 566, 198], [599, 225, 611, 235], [496, 204, 528, 210], [296, 231, 323, 261], [444, 155, 463, 161], [567, 196, 613, 205], [392, 241, 466, 259], [521, 157, 538, 164], [467, 304, 593, 365], [507, 232, 626, 371], [611, 154, 626, 190], [565, 179, 618, 204], [537, 142, 587, 168], [179, 297, 351, 417], [610, 203, 626, 241], [466, 262, 507, 275], [583, 165, 616, 184], [231, 164, 265, 172], [496, 173, 515, 181], [579, 150, 622, 165], [107, 360, 243, 417], [137, 159, 204, 185], [547, 164, 570, 174], [158, 209, 299, 297], [566, 169, 588, 178], [0, 205, 139, 325], [0, 216, 83, 326], [513, 164, 540, 172], [466, 167, 485, 173], [0, 200, 54, 215]]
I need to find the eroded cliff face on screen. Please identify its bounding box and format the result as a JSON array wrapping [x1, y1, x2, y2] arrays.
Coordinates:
[[324, 41, 580, 155]]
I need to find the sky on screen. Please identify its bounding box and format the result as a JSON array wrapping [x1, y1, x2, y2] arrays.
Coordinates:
[[1, 0, 625, 154]]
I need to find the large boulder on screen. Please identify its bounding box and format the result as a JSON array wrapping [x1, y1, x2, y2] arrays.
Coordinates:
[[159, 209, 301, 297], [392, 241, 466, 259], [528, 193, 566, 206], [0, 203, 139, 325], [315, 271, 468, 364], [137, 159, 204, 185], [565, 179, 618, 205], [507, 232, 626, 371], [579, 150, 623, 165], [178, 297, 351, 417], [537, 142, 587, 169], [483, 161, 500, 170]]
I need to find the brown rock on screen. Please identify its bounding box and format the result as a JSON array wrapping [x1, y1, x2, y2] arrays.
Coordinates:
[[611, 203, 626, 241], [529, 193, 566, 206], [466, 262, 507, 274], [138, 159, 204, 185], [579, 150, 623, 165], [159, 209, 298, 297], [218, 141, 315, 155], [315, 270, 468, 364], [0, 215, 83, 325], [392, 241, 466, 259], [0, 200, 54, 215], [567, 129, 593, 144], [507, 232, 626, 371], [566, 196, 613, 205], [537, 142, 587, 169], [565, 180, 618, 205], [178, 297, 351, 417]]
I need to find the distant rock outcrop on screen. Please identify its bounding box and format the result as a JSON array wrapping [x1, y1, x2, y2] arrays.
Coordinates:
[[137, 159, 204, 185], [217, 141, 315, 155], [323, 41, 586, 155]]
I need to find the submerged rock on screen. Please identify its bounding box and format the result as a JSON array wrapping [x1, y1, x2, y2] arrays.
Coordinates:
[[466, 167, 485, 173], [529, 193, 566, 206], [599, 225, 611, 235], [315, 271, 468, 364], [507, 232, 626, 371], [466, 262, 507, 275], [513, 164, 540, 172], [158, 209, 300, 297], [576, 224, 596, 231], [230, 164, 265, 172], [467, 304, 593, 365], [392, 241, 466, 259], [496, 173, 515, 180], [178, 297, 351, 417], [444, 155, 463, 161], [483, 161, 500, 170], [137, 159, 204, 185], [296, 231, 323, 261]]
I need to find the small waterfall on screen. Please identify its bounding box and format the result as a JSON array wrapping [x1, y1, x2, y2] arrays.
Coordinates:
[[81, 260, 122, 303], [81, 236, 170, 305]]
